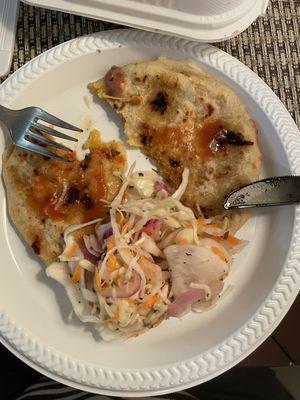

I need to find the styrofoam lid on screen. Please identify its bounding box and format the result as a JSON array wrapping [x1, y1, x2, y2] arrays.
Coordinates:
[[0, 0, 18, 77], [138, 0, 255, 16], [23, 0, 269, 42]]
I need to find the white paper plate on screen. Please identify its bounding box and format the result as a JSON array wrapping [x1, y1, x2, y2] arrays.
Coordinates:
[[0, 30, 299, 397], [23, 0, 269, 42]]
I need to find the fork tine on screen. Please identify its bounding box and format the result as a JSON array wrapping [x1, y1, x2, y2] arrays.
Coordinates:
[[19, 141, 70, 162], [37, 109, 83, 132], [30, 122, 78, 142], [27, 131, 73, 152]]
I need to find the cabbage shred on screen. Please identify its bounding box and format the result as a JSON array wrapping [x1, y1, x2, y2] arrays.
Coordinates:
[[46, 166, 243, 340]]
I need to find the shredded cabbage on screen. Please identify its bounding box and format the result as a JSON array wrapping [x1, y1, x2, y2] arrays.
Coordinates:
[[47, 165, 245, 340]]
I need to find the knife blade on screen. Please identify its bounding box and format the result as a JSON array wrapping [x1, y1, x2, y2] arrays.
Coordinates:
[[223, 176, 300, 210]]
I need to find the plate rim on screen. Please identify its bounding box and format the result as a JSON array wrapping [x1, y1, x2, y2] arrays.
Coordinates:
[[0, 29, 300, 397]]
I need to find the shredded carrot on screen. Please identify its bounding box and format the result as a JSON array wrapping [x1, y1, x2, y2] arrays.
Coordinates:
[[116, 213, 123, 225], [128, 332, 139, 338], [141, 226, 156, 237], [115, 275, 122, 286], [116, 215, 128, 229], [107, 238, 115, 250], [175, 237, 190, 244], [94, 269, 102, 294], [83, 129, 102, 150], [129, 95, 142, 105], [206, 223, 220, 229], [122, 248, 136, 257], [107, 253, 117, 271], [197, 217, 206, 227], [103, 308, 119, 323], [70, 264, 81, 284], [140, 295, 160, 309], [65, 242, 78, 258], [214, 235, 241, 246], [211, 246, 227, 262], [226, 235, 241, 246], [102, 318, 113, 324]]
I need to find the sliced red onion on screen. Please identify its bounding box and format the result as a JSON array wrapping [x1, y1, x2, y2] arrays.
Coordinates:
[[209, 280, 224, 300], [167, 288, 206, 317], [95, 222, 113, 246], [143, 218, 162, 234], [84, 270, 95, 291], [157, 188, 169, 199], [154, 180, 169, 193], [90, 234, 101, 252], [192, 281, 225, 312], [82, 248, 98, 265], [98, 261, 112, 282], [101, 271, 141, 298], [83, 234, 101, 257], [198, 224, 225, 237], [158, 231, 178, 249]]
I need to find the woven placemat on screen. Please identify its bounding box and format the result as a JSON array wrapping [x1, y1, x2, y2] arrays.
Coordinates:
[[1, 0, 299, 127]]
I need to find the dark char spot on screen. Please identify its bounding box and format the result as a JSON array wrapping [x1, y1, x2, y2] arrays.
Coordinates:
[[66, 187, 80, 204], [206, 104, 214, 117], [80, 160, 88, 170], [110, 149, 120, 157], [150, 91, 168, 115], [223, 231, 229, 240], [214, 130, 254, 150], [169, 158, 180, 167], [32, 236, 41, 255], [140, 133, 152, 146], [81, 193, 93, 209]]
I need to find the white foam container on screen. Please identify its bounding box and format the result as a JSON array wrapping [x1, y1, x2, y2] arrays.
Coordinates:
[[23, 0, 269, 42], [0, 0, 19, 77]]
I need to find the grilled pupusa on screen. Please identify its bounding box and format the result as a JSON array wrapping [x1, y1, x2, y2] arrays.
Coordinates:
[[89, 57, 261, 217], [2, 130, 126, 264]]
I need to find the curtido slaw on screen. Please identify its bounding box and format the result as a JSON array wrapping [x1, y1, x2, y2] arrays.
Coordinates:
[[47, 165, 246, 340]]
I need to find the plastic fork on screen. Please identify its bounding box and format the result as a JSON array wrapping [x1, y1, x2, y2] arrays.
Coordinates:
[[0, 105, 82, 161]]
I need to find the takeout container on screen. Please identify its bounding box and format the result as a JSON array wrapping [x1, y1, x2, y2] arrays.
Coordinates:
[[23, 0, 269, 42]]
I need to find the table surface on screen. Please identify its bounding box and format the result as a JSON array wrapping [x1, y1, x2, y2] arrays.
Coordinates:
[[1, 0, 300, 367]]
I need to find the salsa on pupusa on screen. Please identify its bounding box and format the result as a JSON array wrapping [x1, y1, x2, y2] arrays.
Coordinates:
[[89, 56, 261, 218], [2, 129, 126, 264]]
